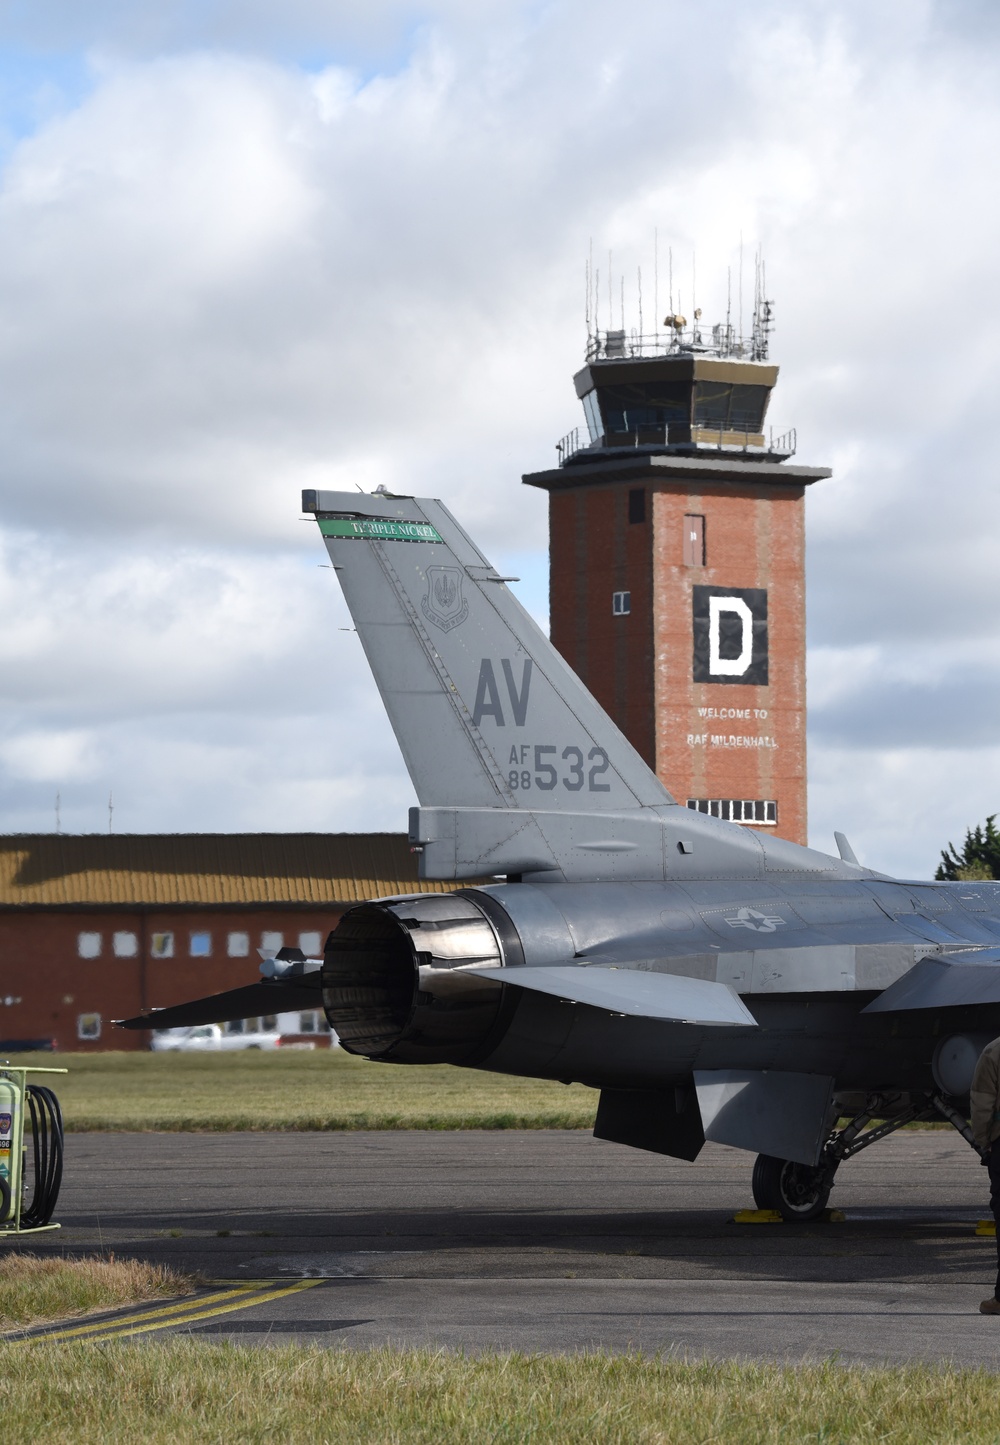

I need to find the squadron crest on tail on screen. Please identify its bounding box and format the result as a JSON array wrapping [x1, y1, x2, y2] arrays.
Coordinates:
[[421, 566, 468, 631]]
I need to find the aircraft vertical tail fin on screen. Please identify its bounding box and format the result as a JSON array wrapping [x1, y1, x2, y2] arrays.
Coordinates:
[[304, 490, 672, 817]]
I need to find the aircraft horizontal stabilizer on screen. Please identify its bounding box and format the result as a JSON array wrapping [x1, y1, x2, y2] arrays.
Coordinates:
[[861, 949, 1000, 1013], [115, 979, 321, 1031], [465, 965, 758, 1027]]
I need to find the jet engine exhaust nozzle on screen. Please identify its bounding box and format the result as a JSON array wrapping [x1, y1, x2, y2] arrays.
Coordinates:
[[321, 894, 505, 1063]]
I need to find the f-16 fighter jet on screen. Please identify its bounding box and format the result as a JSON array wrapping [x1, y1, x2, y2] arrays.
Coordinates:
[[119, 491, 1000, 1219]]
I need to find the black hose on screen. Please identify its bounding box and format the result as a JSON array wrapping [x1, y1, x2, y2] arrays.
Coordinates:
[[21, 1085, 63, 1228]]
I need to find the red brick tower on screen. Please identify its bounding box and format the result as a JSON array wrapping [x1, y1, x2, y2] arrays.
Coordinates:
[[523, 308, 830, 846]]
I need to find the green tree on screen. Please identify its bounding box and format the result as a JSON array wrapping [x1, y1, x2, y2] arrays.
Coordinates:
[[935, 815, 1000, 881]]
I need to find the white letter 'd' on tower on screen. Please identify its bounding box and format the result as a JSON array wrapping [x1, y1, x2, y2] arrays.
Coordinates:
[[708, 596, 753, 676]]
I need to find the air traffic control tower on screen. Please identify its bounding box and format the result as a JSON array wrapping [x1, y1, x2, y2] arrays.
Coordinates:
[[523, 298, 830, 847]]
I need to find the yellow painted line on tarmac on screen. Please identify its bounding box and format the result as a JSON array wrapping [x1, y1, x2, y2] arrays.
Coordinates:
[[26, 1285, 267, 1342], [167, 1279, 301, 1294], [41, 1279, 325, 1343], [84, 1279, 325, 1341]]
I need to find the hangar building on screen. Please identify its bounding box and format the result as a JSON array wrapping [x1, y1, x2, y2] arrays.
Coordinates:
[[0, 833, 451, 1050]]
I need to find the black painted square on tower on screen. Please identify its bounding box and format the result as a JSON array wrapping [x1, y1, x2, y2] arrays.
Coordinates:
[[692, 586, 768, 685]]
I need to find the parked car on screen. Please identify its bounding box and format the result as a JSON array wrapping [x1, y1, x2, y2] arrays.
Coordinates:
[[150, 1024, 283, 1052]]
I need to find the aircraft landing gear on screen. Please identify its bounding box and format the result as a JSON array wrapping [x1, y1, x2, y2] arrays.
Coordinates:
[[750, 1090, 987, 1224], [751, 1155, 834, 1222]]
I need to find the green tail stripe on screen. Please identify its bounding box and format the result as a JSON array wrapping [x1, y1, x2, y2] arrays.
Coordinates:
[[318, 517, 443, 543]]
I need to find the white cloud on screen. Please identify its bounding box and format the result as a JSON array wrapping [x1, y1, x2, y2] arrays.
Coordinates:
[[0, 727, 98, 783], [809, 741, 1000, 880], [0, 533, 343, 712], [0, 2, 997, 876]]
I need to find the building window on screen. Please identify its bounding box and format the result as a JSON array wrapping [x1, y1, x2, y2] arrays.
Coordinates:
[[628, 488, 646, 524], [150, 932, 174, 959], [298, 931, 322, 957], [77, 1012, 101, 1041], [612, 591, 631, 616], [687, 798, 777, 826], [261, 931, 283, 953], [113, 931, 137, 958], [190, 931, 212, 958], [77, 932, 101, 959], [228, 932, 249, 958], [581, 389, 602, 442], [684, 514, 706, 566]]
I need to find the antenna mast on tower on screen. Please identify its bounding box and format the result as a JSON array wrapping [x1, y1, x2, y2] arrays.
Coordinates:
[[751, 248, 773, 360]]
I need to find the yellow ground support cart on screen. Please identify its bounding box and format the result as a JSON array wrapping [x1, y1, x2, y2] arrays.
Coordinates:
[[0, 1065, 66, 1236]]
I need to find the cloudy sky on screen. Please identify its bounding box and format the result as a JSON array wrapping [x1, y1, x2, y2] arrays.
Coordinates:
[[0, 0, 997, 877]]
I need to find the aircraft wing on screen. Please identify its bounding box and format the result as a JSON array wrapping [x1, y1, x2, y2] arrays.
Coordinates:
[[464, 964, 758, 1027], [861, 949, 1000, 1012]]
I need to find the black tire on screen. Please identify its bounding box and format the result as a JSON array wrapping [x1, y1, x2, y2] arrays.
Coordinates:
[[751, 1153, 833, 1222]]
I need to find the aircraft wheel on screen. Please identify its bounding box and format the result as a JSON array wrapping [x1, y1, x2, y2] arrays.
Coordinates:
[[751, 1153, 833, 1222]]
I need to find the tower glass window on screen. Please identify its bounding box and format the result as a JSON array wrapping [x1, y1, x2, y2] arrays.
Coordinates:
[[581, 390, 603, 442], [693, 382, 769, 432], [612, 591, 631, 615], [599, 381, 690, 435], [628, 489, 645, 524]]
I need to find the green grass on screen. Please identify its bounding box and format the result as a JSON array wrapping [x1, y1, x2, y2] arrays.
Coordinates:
[[10, 1052, 956, 1135], [34, 1051, 598, 1132], [0, 1254, 194, 1330], [2, 1346, 1000, 1442]]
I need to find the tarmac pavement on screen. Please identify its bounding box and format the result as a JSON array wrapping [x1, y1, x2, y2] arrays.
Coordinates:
[[11, 1128, 1000, 1364]]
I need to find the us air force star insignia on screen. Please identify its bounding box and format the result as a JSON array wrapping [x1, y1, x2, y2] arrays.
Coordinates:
[[725, 907, 785, 933], [421, 566, 469, 632]]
